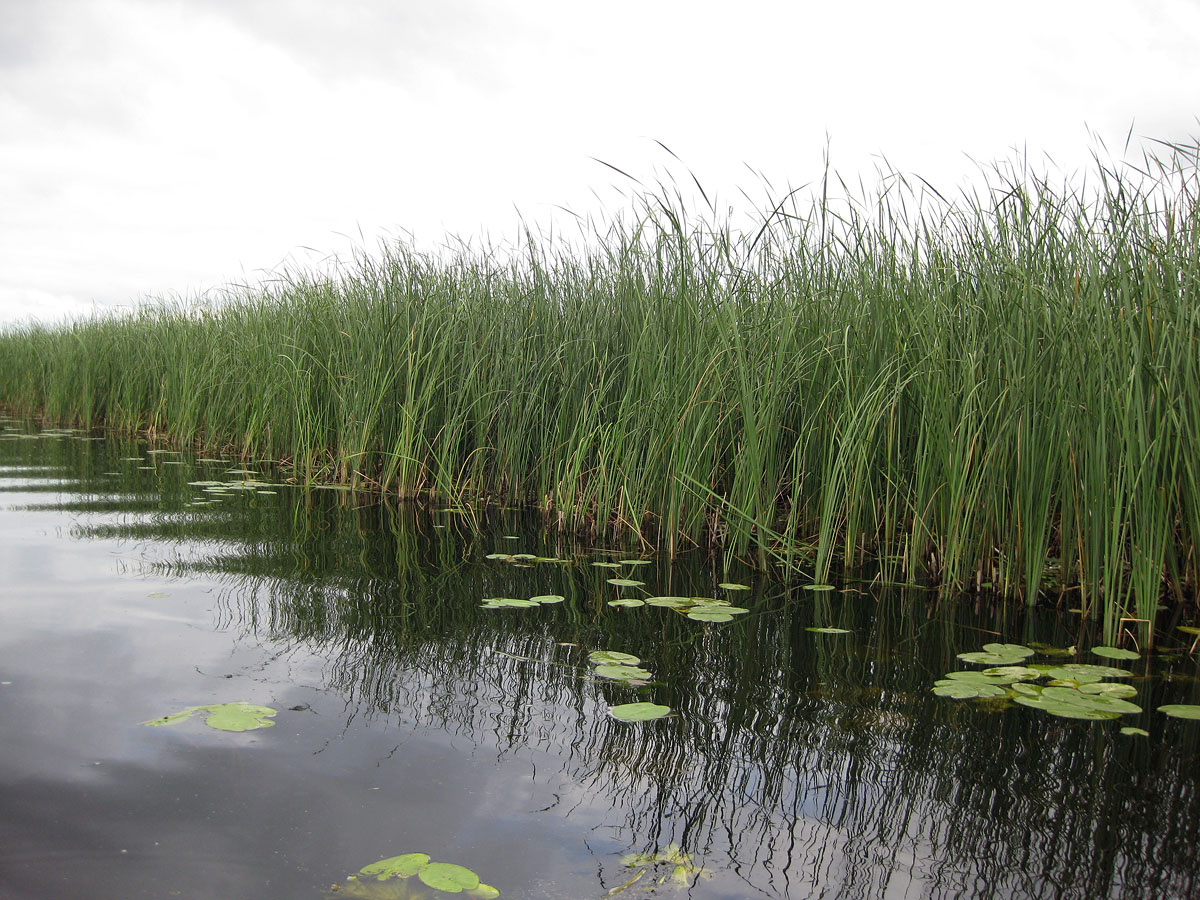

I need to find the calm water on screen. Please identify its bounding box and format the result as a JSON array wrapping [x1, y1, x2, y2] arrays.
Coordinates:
[[1, 423, 1199, 900]]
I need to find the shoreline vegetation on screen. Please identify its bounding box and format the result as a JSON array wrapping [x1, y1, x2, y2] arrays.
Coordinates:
[[2, 144, 1198, 632]]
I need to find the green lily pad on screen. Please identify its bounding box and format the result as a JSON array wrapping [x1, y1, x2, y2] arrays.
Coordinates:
[[529, 594, 565, 604], [418, 862, 480, 893], [142, 702, 277, 732], [1009, 682, 1043, 697], [980, 666, 1040, 680], [589, 650, 640, 666], [1120, 727, 1150, 737], [803, 584, 835, 591], [594, 665, 653, 681], [645, 596, 692, 608], [958, 643, 1035, 665], [1091, 646, 1140, 660], [608, 598, 646, 608], [607, 578, 645, 588], [687, 610, 734, 622], [1078, 682, 1138, 698], [806, 626, 851, 634], [480, 598, 539, 608], [717, 582, 750, 590], [360, 853, 431, 880], [619, 560, 653, 565], [1048, 663, 1131, 680], [932, 680, 1007, 699], [944, 670, 1022, 685], [592, 562, 623, 568], [610, 702, 672, 722], [466, 885, 501, 900], [1158, 704, 1200, 719]]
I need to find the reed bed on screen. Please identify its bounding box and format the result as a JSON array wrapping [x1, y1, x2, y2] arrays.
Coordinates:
[[2, 144, 1198, 625]]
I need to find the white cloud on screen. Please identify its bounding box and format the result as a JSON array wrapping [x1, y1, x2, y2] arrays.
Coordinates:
[[0, 0, 1197, 325]]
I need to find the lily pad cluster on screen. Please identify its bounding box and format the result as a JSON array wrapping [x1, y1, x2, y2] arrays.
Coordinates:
[[618, 843, 710, 890], [142, 701, 277, 732], [479, 594, 565, 609], [339, 853, 498, 899], [588, 650, 672, 722], [933, 642, 1148, 721], [610, 595, 749, 624], [484, 552, 568, 568]]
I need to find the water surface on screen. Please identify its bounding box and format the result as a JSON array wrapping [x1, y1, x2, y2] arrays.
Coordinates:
[[1, 423, 1198, 900]]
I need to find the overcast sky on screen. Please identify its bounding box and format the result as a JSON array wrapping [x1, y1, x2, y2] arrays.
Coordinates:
[[1, 0, 1197, 325]]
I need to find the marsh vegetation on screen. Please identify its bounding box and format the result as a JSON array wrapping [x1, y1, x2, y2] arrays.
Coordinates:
[[2, 143, 1198, 637]]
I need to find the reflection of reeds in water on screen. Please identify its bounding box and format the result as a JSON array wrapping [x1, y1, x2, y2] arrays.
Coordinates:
[[8, 432, 1200, 900]]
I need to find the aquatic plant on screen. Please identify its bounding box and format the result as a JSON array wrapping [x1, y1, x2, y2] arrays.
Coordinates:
[[3, 140, 1199, 637]]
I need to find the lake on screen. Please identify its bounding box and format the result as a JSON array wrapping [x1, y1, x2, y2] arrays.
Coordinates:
[[1, 421, 1198, 900]]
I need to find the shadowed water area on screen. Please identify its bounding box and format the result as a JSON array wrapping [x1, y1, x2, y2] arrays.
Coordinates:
[[2, 422, 1199, 900]]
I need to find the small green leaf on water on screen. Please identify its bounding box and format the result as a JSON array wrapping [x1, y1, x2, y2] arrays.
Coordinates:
[[620, 560, 653, 565], [147, 592, 170, 598], [1177, 626, 1200, 635], [594, 665, 653, 681], [589, 650, 641, 665], [466, 885, 501, 900], [717, 582, 749, 590], [610, 702, 672, 722], [607, 578, 644, 587], [804, 584, 835, 591], [1159, 704, 1200, 720], [481, 598, 540, 608], [687, 609, 734, 622], [1049, 663, 1131, 680], [1120, 727, 1150, 737], [1091, 646, 1140, 660], [645, 596, 691, 608], [360, 853, 431, 880], [142, 702, 277, 732], [608, 598, 645, 608], [806, 627, 851, 634], [1078, 682, 1138, 698], [592, 562, 623, 568], [418, 862, 480, 893], [529, 594, 565, 604], [932, 680, 1007, 699]]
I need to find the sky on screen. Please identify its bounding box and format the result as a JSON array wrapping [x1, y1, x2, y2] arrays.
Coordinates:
[[1, 0, 1198, 326]]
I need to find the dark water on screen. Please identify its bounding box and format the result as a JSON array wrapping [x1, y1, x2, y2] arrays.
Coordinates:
[[1, 422, 1199, 900]]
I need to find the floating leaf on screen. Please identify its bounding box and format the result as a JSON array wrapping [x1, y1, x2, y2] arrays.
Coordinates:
[[142, 702, 277, 732], [608, 598, 645, 608], [1078, 682, 1137, 699], [610, 702, 672, 722], [589, 650, 640, 666], [619, 560, 653, 566], [806, 626, 851, 634], [592, 562, 623, 568], [645, 596, 692, 608], [607, 578, 645, 588], [360, 853, 430, 880], [1120, 727, 1150, 737], [1159, 704, 1200, 720], [1048, 663, 1131, 680], [717, 582, 749, 591], [687, 610, 734, 622], [980, 666, 1040, 681], [932, 680, 1007, 699], [529, 594, 565, 604], [466, 885, 501, 900], [1091, 646, 1140, 660], [803, 584, 835, 592], [418, 862, 480, 893], [594, 665, 653, 681], [1177, 626, 1200, 636], [944, 670, 1023, 685], [480, 598, 540, 608]]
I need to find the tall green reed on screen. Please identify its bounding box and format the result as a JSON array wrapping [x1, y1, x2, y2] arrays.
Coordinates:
[[2, 143, 1197, 633]]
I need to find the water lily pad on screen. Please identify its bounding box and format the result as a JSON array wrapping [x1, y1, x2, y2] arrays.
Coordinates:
[[607, 578, 645, 588], [1120, 727, 1150, 736], [717, 582, 750, 590], [594, 665, 653, 681], [592, 562, 623, 568], [529, 594, 565, 604], [1159, 704, 1200, 720], [944, 670, 1023, 685], [957, 643, 1035, 665], [803, 584, 835, 591], [1091, 646, 1140, 660], [687, 610, 734, 622], [1048, 663, 1131, 680], [608, 598, 646, 608], [980, 666, 1040, 680], [360, 853, 431, 880], [589, 650, 640, 666], [610, 702, 672, 722], [620, 560, 653, 565], [142, 702, 277, 732], [806, 626, 851, 634], [480, 598, 539, 608], [932, 680, 1007, 699], [1078, 682, 1138, 698], [418, 862, 480, 893], [466, 885, 501, 900], [645, 596, 692, 608]]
